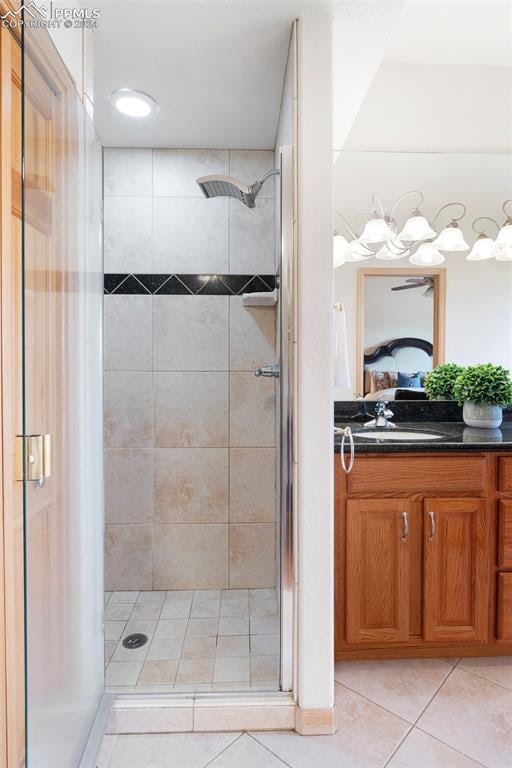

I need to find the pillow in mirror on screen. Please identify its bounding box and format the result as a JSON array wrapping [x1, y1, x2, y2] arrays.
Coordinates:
[[369, 370, 398, 393], [397, 371, 422, 388]]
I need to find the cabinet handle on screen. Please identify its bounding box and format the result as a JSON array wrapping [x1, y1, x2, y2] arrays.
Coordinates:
[[340, 427, 355, 474], [401, 511, 409, 543], [428, 510, 436, 541]]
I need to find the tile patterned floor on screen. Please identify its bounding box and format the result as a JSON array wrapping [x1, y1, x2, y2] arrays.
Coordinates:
[[105, 589, 280, 693], [98, 656, 512, 767]]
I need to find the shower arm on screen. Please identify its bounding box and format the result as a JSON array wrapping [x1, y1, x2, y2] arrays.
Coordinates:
[[250, 168, 281, 195]]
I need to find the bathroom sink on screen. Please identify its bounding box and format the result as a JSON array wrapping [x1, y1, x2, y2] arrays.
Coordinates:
[[353, 429, 444, 441]]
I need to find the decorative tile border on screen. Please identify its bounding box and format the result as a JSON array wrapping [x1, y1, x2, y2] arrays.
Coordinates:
[[104, 274, 276, 296]]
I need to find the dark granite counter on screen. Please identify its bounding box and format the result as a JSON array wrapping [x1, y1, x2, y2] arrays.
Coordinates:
[[334, 421, 512, 453]]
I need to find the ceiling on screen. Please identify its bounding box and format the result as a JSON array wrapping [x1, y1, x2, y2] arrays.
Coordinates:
[[384, 1, 512, 67], [93, 0, 335, 148], [93, 1, 512, 150]]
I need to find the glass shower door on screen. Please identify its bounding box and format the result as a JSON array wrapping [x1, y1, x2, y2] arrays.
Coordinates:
[[22, 25, 104, 767]]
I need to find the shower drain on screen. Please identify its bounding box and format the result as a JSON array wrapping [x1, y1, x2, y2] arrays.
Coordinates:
[[122, 633, 148, 650]]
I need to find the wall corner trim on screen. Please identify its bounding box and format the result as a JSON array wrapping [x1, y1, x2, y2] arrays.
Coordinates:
[[295, 706, 337, 736]]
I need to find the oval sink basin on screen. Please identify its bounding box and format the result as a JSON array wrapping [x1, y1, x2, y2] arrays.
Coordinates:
[[354, 430, 444, 441]]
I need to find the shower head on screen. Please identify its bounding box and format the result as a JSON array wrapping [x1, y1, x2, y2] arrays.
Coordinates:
[[196, 169, 279, 208]]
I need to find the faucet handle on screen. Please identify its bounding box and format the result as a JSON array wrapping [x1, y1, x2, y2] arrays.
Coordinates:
[[375, 401, 394, 419]]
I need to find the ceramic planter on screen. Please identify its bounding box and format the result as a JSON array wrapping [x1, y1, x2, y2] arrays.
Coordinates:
[[463, 401, 503, 429]]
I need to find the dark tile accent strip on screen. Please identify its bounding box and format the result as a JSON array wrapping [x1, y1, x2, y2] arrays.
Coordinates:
[[112, 275, 150, 294], [221, 275, 253, 294], [104, 274, 277, 296], [136, 274, 172, 293], [259, 275, 277, 290], [104, 273, 129, 293], [155, 276, 192, 295], [178, 274, 215, 294], [197, 276, 232, 295], [240, 275, 272, 294]]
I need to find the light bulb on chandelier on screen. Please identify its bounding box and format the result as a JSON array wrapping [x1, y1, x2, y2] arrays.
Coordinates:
[[332, 197, 512, 267]]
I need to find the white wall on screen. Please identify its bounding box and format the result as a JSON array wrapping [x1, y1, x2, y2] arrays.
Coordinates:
[[296, 15, 334, 714], [332, 2, 404, 152], [333, 151, 512, 400], [364, 276, 433, 350], [343, 61, 512, 153]]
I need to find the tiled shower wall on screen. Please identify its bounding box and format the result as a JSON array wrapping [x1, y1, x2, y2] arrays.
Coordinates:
[[103, 148, 278, 592]]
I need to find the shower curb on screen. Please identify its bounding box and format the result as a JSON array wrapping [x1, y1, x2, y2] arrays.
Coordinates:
[[106, 692, 296, 734]]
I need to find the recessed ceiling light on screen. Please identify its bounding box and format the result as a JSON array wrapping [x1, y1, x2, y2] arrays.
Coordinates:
[[110, 89, 159, 118]]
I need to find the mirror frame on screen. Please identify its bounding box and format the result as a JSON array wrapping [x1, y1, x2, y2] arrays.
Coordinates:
[[356, 266, 447, 395]]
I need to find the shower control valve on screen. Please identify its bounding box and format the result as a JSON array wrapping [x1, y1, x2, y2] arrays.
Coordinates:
[[255, 364, 280, 379]]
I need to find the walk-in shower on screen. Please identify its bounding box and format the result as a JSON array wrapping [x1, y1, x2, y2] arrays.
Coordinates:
[[101, 17, 296, 707], [197, 169, 280, 208], [103, 149, 285, 694]]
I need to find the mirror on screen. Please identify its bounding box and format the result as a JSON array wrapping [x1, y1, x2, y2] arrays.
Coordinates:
[[355, 268, 445, 400], [333, 153, 512, 401], [332, 2, 512, 402]]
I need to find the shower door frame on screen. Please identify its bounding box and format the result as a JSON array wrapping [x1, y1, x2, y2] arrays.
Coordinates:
[[278, 142, 296, 695], [277, 18, 298, 699]]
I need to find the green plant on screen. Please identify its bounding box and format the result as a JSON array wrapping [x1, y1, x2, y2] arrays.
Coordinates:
[[424, 363, 464, 400], [453, 364, 512, 407]]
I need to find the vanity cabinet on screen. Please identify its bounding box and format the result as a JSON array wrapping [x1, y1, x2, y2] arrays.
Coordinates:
[[335, 452, 512, 659]]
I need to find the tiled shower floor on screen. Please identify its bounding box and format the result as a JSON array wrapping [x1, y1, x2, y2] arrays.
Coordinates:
[[104, 588, 280, 693]]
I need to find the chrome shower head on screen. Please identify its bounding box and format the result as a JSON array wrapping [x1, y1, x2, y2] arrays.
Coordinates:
[[196, 169, 279, 208]]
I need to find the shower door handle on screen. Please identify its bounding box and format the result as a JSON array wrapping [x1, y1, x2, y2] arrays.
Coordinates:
[[255, 364, 280, 379], [15, 434, 52, 484]]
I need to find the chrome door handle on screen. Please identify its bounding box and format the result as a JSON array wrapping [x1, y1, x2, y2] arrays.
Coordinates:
[[401, 511, 409, 543], [340, 427, 355, 474], [428, 510, 436, 541], [255, 364, 280, 378]]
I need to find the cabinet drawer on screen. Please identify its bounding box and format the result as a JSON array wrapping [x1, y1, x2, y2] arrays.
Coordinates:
[[347, 455, 486, 496], [499, 458, 512, 492], [497, 573, 512, 641], [498, 501, 512, 569]]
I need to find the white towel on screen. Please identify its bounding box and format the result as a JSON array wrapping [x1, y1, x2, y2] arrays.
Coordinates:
[[334, 307, 351, 389]]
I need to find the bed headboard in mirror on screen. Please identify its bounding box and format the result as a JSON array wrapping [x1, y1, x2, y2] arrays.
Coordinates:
[[363, 337, 434, 397]]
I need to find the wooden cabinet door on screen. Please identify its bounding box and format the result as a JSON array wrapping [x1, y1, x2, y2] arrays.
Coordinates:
[[346, 499, 415, 643], [497, 573, 512, 641], [423, 498, 488, 642]]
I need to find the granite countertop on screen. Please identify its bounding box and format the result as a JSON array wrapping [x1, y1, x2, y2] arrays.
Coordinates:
[[334, 421, 512, 453]]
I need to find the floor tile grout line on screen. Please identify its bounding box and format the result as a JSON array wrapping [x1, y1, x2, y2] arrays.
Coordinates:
[[200, 731, 244, 768], [413, 725, 488, 768], [247, 732, 294, 768], [382, 665, 458, 768], [332, 680, 414, 727], [134, 592, 175, 689], [381, 723, 414, 768], [384, 663, 470, 768], [454, 661, 512, 694], [106, 601, 138, 684], [411, 663, 458, 726]]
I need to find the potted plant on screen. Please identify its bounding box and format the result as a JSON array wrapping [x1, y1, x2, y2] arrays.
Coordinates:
[[453, 364, 512, 428], [424, 363, 463, 400]]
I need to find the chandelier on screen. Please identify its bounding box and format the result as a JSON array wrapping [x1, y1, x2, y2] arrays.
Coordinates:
[[333, 193, 512, 268]]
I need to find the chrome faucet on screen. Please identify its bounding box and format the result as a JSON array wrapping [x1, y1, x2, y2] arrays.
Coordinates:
[[365, 401, 396, 428]]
